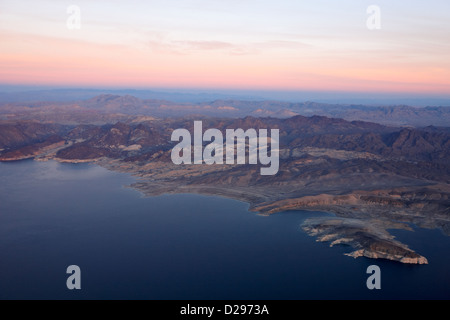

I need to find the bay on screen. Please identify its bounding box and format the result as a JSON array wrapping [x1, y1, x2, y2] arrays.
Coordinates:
[[0, 160, 449, 299]]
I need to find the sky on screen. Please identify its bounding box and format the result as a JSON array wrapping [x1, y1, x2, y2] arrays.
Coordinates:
[[0, 0, 449, 95]]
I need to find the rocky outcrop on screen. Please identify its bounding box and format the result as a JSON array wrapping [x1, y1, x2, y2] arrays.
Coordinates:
[[346, 249, 428, 264], [302, 218, 429, 264], [0, 135, 66, 161]]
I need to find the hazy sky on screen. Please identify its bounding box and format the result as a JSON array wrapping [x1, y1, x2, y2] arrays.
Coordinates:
[[1, 0, 449, 94]]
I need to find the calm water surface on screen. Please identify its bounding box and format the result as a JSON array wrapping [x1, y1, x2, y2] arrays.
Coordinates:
[[0, 160, 449, 299]]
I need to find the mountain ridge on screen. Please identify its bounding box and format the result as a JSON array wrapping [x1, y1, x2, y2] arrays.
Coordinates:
[[2, 93, 450, 126]]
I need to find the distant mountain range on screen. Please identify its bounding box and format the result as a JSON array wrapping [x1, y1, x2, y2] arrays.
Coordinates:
[[1, 87, 450, 107], [1, 93, 450, 126]]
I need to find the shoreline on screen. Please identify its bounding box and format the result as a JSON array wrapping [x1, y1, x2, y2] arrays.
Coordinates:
[[2, 157, 448, 265]]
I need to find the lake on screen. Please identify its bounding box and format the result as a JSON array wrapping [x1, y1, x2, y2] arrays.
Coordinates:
[[0, 160, 449, 299]]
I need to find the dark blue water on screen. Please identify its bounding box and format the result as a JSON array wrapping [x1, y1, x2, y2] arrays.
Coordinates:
[[0, 160, 449, 300]]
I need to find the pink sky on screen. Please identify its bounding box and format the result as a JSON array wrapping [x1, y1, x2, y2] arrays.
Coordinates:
[[1, 1, 449, 95]]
